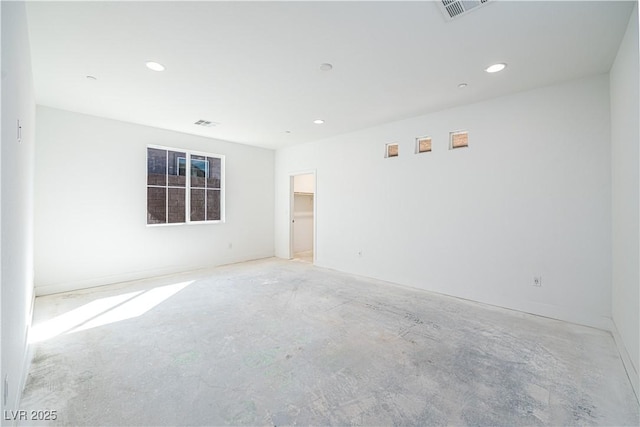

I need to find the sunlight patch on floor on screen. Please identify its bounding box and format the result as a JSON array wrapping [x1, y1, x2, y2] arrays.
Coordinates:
[[30, 280, 193, 343]]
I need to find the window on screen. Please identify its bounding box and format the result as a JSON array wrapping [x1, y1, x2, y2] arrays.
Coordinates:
[[147, 146, 224, 225], [416, 136, 432, 153], [385, 142, 399, 158], [450, 130, 468, 149]]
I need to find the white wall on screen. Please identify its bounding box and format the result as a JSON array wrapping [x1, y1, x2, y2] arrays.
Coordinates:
[[35, 107, 275, 295], [610, 3, 639, 397], [276, 75, 613, 330], [1, 1, 36, 415]]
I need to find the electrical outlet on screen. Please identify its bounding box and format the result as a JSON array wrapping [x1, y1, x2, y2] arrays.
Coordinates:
[[228, 242, 232, 250], [533, 276, 542, 287], [17, 119, 22, 143], [4, 375, 8, 406]]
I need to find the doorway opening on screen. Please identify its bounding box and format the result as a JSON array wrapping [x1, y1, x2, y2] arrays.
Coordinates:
[[290, 172, 315, 263]]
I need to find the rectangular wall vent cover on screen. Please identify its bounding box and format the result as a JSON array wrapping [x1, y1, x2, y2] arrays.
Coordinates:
[[194, 120, 218, 128], [439, 0, 491, 21]]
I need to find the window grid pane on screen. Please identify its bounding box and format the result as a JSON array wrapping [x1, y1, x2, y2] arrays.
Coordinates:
[[190, 189, 206, 221], [206, 189, 221, 221], [168, 188, 186, 223], [207, 157, 221, 189], [147, 148, 167, 186], [148, 146, 223, 225], [167, 151, 186, 187], [450, 131, 469, 149], [417, 137, 432, 153], [190, 155, 207, 189], [386, 143, 399, 158], [147, 187, 166, 224]]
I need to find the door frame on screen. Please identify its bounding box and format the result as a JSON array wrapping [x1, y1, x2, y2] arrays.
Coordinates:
[[289, 170, 317, 263]]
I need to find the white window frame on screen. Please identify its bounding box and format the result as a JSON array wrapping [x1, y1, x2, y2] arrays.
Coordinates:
[[147, 144, 225, 226]]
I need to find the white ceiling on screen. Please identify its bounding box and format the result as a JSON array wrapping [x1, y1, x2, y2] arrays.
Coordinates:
[[25, 1, 634, 150]]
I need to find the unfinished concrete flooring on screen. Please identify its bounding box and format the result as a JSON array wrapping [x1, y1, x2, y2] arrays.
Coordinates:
[[19, 258, 639, 426]]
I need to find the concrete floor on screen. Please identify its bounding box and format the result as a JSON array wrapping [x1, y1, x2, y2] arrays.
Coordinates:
[[293, 251, 313, 264], [19, 258, 639, 426]]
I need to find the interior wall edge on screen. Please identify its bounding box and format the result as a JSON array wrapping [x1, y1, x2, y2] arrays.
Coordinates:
[[610, 318, 640, 403], [305, 257, 612, 332], [18, 329, 34, 412], [610, 0, 640, 401], [1, 0, 36, 418]]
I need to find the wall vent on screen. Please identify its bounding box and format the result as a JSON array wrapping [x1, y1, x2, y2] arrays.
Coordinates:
[[194, 120, 218, 128], [439, 0, 491, 21]]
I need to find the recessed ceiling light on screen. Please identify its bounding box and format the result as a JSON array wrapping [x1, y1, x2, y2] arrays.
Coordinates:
[[458, 83, 467, 88], [313, 119, 325, 125], [145, 61, 165, 72], [320, 63, 333, 72], [485, 63, 507, 73], [86, 75, 97, 81]]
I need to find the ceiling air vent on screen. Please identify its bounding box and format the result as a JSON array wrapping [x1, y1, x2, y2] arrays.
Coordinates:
[[439, 0, 491, 21], [194, 119, 218, 128]]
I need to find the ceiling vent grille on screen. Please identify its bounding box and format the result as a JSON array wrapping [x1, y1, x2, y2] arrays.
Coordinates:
[[194, 119, 218, 128], [439, 0, 491, 21]]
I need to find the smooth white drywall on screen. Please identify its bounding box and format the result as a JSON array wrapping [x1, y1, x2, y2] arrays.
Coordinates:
[[35, 107, 275, 295], [1, 1, 36, 415], [610, 3, 639, 396], [275, 75, 612, 330]]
